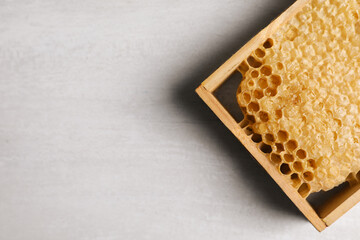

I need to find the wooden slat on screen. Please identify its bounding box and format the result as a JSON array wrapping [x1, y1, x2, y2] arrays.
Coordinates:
[[319, 185, 360, 226]]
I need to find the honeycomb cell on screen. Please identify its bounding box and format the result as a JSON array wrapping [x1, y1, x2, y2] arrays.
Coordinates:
[[246, 115, 255, 124], [248, 102, 260, 112], [258, 77, 268, 89], [240, 119, 249, 128], [259, 111, 269, 122], [263, 38, 274, 48], [270, 153, 282, 163], [260, 65, 272, 76], [251, 133, 262, 143], [244, 126, 253, 136], [254, 89, 264, 99], [307, 159, 317, 169], [243, 92, 251, 103], [286, 26, 299, 41], [293, 161, 304, 172], [239, 61, 249, 74], [265, 88, 277, 97], [247, 56, 262, 68], [275, 109, 283, 119], [275, 143, 285, 153], [291, 173, 301, 187], [280, 163, 292, 175], [351, 11, 359, 20], [296, 149, 307, 159], [251, 70, 260, 78], [303, 171, 314, 181], [265, 133, 275, 142], [277, 130, 289, 142], [260, 143, 272, 154], [255, 48, 265, 58], [248, 80, 255, 87], [286, 140, 298, 152], [284, 153, 295, 162], [270, 75, 282, 86], [298, 183, 310, 197]]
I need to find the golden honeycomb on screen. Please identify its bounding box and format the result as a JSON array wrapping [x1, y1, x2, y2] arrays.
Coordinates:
[[237, 0, 360, 197]]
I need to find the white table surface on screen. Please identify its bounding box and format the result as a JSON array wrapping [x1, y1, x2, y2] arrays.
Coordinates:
[[1, 0, 359, 239]]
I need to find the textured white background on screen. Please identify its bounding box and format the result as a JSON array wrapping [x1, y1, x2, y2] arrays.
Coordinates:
[[1, 0, 359, 239]]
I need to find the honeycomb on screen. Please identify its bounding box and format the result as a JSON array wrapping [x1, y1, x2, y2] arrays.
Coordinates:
[[237, 0, 360, 197]]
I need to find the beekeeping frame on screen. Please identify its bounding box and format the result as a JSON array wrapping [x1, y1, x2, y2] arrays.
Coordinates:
[[195, 0, 360, 231]]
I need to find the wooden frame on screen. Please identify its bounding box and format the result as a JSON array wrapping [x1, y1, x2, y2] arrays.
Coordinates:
[[195, 0, 360, 231]]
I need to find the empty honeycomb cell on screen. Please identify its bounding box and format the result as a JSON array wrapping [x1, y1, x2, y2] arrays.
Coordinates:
[[307, 159, 317, 169], [270, 153, 282, 164], [263, 38, 274, 48], [258, 77, 268, 89], [255, 48, 266, 58], [265, 133, 275, 143], [242, 92, 251, 103], [247, 80, 255, 87], [275, 109, 283, 119], [265, 87, 277, 97], [259, 111, 269, 122], [247, 56, 262, 68], [277, 130, 289, 142], [244, 126, 253, 136], [291, 173, 301, 187], [280, 163, 292, 175], [275, 143, 285, 153], [251, 70, 259, 78], [284, 153, 295, 162], [303, 171, 314, 181], [286, 140, 298, 152], [246, 115, 255, 124], [239, 61, 249, 74], [293, 161, 304, 172], [248, 102, 260, 112], [270, 75, 282, 86], [236, 0, 360, 194], [254, 89, 264, 99], [260, 143, 272, 154], [298, 183, 310, 198], [296, 149, 307, 159], [251, 133, 262, 143], [260, 65, 272, 76], [240, 119, 250, 128]]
